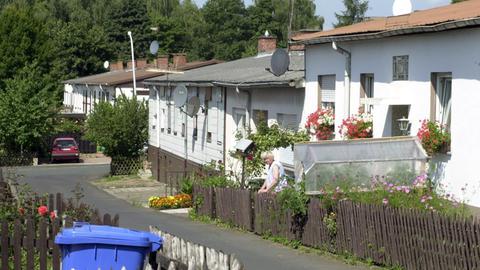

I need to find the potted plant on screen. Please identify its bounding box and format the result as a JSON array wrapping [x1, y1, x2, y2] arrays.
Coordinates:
[[417, 119, 450, 156], [305, 108, 335, 140], [339, 112, 373, 139]]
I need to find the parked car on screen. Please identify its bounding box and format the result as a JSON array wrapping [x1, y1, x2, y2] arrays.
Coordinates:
[[51, 137, 80, 163]]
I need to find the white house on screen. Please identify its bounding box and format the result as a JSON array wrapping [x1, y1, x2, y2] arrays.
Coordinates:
[[62, 56, 220, 116], [145, 36, 306, 182], [292, 0, 480, 206]]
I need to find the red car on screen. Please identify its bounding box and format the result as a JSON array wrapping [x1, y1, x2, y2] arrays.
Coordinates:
[[51, 137, 80, 163]]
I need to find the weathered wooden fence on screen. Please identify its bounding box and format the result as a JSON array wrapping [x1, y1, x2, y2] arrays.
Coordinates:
[[148, 227, 244, 270], [215, 188, 253, 231], [193, 187, 480, 270], [336, 200, 480, 270], [1, 214, 119, 270], [193, 186, 215, 218]]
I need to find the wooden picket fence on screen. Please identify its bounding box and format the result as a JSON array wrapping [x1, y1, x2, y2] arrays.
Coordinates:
[[193, 186, 480, 270], [0, 214, 119, 270], [193, 186, 214, 218]]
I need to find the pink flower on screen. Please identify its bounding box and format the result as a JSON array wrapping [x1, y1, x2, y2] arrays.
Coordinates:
[[50, 211, 57, 220], [38, 206, 48, 216], [382, 198, 389, 205]]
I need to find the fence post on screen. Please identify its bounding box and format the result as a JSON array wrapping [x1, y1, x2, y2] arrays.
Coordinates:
[[103, 214, 112, 226], [38, 219, 47, 270], [52, 219, 61, 270], [26, 219, 35, 269], [1, 221, 8, 270], [56, 193, 63, 216], [13, 219, 22, 270]]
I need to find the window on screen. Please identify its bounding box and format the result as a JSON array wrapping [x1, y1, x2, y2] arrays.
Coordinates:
[[252, 110, 268, 129], [318, 75, 336, 110], [277, 113, 298, 131], [435, 73, 452, 131], [393, 55, 409, 81], [160, 109, 165, 133], [233, 107, 246, 135], [360, 73, 374, 113], [207, 132, 212, 143]]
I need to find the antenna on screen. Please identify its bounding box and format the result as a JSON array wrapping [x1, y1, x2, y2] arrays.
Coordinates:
[[149, 40, 159, 55], [172, 84, 188, 107], [186, 96, 200, 117], [270, 49, 290, 77], [103, 61, 109, 69], [392, 0, 412, 16]]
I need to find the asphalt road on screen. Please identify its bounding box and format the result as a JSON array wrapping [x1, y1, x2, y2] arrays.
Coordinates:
[[14, 165, 368, 270]]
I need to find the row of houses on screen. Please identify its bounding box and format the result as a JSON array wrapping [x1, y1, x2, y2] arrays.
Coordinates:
[[63, 0, 480, 206]]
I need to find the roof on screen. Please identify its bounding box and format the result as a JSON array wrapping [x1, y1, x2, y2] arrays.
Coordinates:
[[293, 0, 480, 44], [145, 51, 304, 88], [64, 59, 222, 86]]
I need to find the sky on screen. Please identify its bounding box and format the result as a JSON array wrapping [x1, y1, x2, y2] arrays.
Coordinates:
[[193, 0, 452, 30]]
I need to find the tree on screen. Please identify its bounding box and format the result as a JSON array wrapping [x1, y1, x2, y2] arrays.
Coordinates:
[[199, 0, 251, 60], [0, 64, 57, 154], [451, 0, 466, 3], [84, 95, 148, 158], [247, 0, 323, 48], [334, 0, 368, 28]]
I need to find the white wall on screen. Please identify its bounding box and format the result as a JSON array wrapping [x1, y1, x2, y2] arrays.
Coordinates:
[[304, 27, 480, 206], [63, 84, 115, 115], [150, 86, 225, 167]]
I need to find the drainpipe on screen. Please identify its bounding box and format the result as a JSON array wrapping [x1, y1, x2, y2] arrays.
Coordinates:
[[332, 42, 352, 117]]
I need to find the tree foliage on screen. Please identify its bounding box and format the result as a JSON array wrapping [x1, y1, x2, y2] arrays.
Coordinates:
[[334, 0, 369, 28], [84, 95, 148, 158], [451, 0, 466, 3], [0, 64, 57, 153]]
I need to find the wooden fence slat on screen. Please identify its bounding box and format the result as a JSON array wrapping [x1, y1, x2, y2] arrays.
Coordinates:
[[1, 221, 8, 270], [103, 213, 112, 226], [56, 193, 63, 216], [13, 219, 22, 270], [39, 219, 47, 270], [26, 218, 35, 269], [52, 219, 61, 270]]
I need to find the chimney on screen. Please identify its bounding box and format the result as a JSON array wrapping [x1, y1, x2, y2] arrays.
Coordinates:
[[127, 60, 136, 69], [110, 61, 124, 71], [155, 55, 169, 69], [137, 59, 147, 69], [258, 31, 277, 54], [172, 53, 187, 68]]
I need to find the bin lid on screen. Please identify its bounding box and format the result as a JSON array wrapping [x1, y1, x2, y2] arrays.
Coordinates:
[[55, 222, 162, 252]]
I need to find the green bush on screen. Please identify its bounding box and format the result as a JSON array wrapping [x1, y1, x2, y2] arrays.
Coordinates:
[[84, 95, 147, 158], [181, 177, 194, 195], [199, 175, 237, 188]]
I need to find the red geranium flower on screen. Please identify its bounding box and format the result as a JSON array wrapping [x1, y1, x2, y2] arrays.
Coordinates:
[[38, 205, 48, 216], [50, 211, 57, 220]]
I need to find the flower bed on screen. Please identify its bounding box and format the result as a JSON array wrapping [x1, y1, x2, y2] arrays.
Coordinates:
[[148, 194, 192, 210], [305, 108, 335, 140]]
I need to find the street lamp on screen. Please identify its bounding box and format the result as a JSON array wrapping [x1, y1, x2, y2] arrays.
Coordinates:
[[127, 31, 136, 96], [397, 116, 410, 136]]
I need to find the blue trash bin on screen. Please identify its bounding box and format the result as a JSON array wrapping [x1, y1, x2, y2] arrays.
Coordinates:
[[55, 222, 162, 270]]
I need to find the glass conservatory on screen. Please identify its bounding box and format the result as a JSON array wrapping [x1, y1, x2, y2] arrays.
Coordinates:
[[293, 137, 428, 195]]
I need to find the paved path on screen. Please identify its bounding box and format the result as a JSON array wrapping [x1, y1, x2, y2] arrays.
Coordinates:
[[15, 165, 369, 270]]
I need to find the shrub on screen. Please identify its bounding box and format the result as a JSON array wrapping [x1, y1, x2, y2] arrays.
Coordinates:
[[417, 119, 450, 156], [199, 175, 237, 188]]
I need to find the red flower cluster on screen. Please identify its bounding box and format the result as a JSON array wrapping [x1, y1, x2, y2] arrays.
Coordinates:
[[417, 119, 450, 156], [339, 113, 373, 139], [305, 108, 335, 140], [37, 205, 57, 220]]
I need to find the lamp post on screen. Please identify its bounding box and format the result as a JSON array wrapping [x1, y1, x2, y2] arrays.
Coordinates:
[[397, 117, 410, 136], [127, 31, 136, 96]]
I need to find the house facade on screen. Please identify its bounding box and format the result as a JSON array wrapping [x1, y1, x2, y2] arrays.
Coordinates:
[[62, 55, 220, 116], [145, 36, 305, 182], [293, 0, 480, 206]]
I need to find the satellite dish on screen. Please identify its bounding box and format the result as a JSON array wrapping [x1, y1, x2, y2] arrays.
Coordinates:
[[270, 49, 290, 77], [103, 61, 109, 69], [392, 0, 412, 16], [172, 84, 188, 107], [149, 40, 159, 55], [186, 96, 200, 117]]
